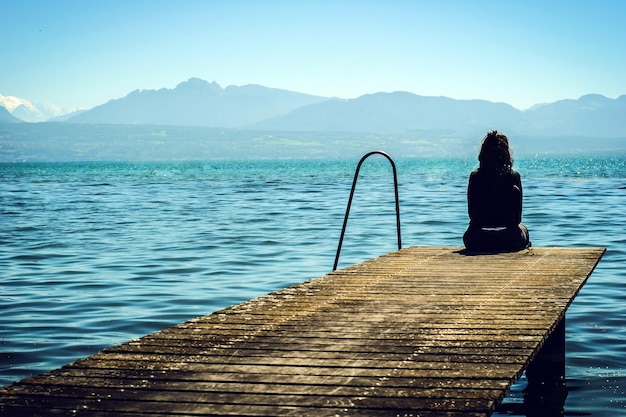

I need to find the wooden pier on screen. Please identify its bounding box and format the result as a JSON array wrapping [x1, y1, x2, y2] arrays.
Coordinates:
[[1, 246, 605, 416]]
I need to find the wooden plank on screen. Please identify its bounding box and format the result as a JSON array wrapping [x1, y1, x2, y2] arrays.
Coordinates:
[[0, 246, 604, 417]]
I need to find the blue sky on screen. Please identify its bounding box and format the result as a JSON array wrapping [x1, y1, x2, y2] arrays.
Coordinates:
[[2, 0, 625, 111]]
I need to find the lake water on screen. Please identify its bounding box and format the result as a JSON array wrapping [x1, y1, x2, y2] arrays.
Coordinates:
[[1, 155, 625, 415]]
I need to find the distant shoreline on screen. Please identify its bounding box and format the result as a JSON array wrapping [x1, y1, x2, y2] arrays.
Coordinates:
[[1, 123, 625, 163]]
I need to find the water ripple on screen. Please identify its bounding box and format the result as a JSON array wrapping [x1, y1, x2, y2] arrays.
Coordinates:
[[2, 157, 626, 415]]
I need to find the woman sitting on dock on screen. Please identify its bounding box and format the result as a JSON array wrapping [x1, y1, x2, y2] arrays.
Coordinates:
[[463, 130, 531, 252]]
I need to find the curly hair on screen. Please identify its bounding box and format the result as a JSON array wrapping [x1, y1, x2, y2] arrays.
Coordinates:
[[478, 130, 513, 173]]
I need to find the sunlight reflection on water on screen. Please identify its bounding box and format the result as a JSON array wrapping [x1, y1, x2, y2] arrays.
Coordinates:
[[1, 156, 625, 415]]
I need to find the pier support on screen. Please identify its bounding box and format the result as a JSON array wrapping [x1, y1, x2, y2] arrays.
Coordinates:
[[525, 317, 567, 416]]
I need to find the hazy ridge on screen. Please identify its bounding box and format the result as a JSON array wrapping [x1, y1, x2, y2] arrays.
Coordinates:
[[67, 78, 328, 127], [0, 106, 22, 123], [1, 78, 625, 161], [63, 79, 626, 138]]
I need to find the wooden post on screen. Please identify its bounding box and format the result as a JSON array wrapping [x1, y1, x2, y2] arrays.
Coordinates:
[[524, 317, 567, 416]]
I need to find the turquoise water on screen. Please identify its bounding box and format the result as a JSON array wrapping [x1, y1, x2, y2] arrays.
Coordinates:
[[1, 155, 625, 415]]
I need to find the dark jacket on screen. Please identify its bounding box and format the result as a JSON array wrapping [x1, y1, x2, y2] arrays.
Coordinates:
[[467, 168, 522, 228]]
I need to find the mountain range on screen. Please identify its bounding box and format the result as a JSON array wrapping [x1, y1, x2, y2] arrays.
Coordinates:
[[267, 92, 626, 137], [67, 78, 327, 127], [2, 78, 625, 138], [67, 79, 626, 138], [0, 93, 68, 122], [1, 78, 625, 162]]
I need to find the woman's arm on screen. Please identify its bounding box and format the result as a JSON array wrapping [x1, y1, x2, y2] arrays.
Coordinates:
[[467, 172, 481, 222], [512, 172, 523, 224]]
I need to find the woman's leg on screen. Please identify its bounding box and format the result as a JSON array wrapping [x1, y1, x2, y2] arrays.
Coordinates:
[[464, 225, 529, 252]]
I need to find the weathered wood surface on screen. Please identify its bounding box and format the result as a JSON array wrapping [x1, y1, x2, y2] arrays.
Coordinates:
[[0, 246, 605, 417]]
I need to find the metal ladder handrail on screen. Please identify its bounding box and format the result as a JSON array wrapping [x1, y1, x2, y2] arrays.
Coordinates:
[[333, 150, 402, 271]]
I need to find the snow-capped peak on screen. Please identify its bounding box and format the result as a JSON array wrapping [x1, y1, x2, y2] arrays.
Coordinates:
[[0, 93, 38, 113], [0, 93, 67, 122]]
